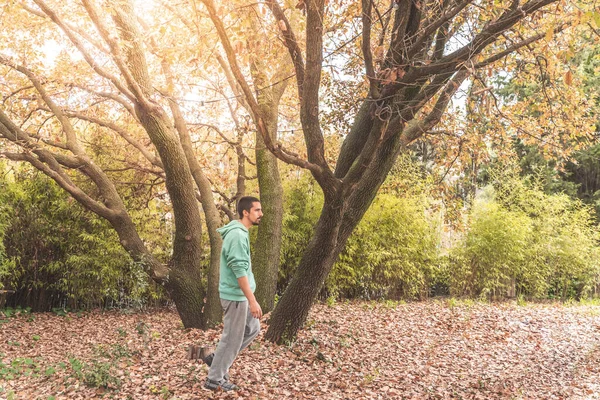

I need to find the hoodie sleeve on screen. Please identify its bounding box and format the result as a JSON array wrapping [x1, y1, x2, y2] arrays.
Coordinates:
[[224, 229, 250, 278]]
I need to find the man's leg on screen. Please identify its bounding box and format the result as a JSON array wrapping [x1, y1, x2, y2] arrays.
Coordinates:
[[207, 300, 247, 383], [238, 305, 260, 352]]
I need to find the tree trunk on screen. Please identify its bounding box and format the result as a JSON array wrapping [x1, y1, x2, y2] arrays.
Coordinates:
[[252, 88, 285, 313], [254, 130, 284, 313], [266, 108, 407, 343], [249, 54, 288, 313], [168, 97, 223, 328], [111, 2, 207, 329], [265, 198, 345, 343]]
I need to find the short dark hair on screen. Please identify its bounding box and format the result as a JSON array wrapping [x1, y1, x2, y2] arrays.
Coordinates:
[[237, 196, 260, 219]]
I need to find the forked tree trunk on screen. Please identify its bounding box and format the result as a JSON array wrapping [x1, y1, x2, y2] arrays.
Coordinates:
[[266, 115, 407, 343], [110, 2, 208, 329]]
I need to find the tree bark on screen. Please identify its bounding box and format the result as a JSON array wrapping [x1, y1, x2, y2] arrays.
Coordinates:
[[167, 95, 223, 328], [250, 61, 287, 313], [108, 0, 207, 328], [253, 116, 284, 313], [265, 197, 345, 344]]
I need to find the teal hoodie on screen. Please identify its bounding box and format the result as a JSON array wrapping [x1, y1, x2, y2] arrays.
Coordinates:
[[216, 220, 256, 301]]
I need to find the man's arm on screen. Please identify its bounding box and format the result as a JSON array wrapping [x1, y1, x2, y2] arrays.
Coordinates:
[[237, 276, 262, 319]]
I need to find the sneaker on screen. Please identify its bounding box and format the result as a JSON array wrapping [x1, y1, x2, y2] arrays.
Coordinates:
[[199, 351, 230, 381], [201, 351, 214, 367], [204, 378, 239, 391]]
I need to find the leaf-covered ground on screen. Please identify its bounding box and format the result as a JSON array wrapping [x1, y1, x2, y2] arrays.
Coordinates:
[[1, 300, 599, 399]]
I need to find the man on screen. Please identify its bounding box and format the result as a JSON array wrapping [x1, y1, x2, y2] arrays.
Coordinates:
[[203, 196, 263, 392]]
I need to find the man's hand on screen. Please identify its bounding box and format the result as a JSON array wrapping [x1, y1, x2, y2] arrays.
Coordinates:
[[249, 300, 263, 319], [237, 275, 263, 319]]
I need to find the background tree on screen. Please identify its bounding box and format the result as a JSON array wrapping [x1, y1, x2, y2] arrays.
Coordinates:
[[0, 0, 237, 328]]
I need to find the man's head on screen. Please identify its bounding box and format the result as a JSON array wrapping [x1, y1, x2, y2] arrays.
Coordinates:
[[237, 196, 262, 227]]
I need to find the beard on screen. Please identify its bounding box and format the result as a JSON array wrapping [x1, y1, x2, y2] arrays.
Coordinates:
[[252, 218, 261, 226]]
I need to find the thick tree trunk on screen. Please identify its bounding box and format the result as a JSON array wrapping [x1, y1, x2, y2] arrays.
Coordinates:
[[111, 2, 207, 329], [168, 98, 223, 328], [265, 197, 345, 343], [168, 263, 206, 329], [136, 106, 207, 329], [199, 186, 224, 327]]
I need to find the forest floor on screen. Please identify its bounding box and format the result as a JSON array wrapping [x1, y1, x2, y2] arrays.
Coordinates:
[[1, 300, 599, 400]]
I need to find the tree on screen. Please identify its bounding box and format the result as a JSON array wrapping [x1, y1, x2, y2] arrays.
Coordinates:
[[203, 0, 592, 343], [0, 0, 227, 328]]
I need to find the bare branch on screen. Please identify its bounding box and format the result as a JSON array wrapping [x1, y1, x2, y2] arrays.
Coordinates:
[[201, 0, 326, 177], [2, 85, 35, 106], [80, 0, 154, 107], [19, 1, 110, 54], [0, 55, 84, 154], [70, 84, 137, 118], [408, 0, 559, 78], [362, 0, 376, 97], [474, 23, 569, 69], [407, 0, 472, 60], [1, 150, 114, 217], [218, 203, 236, 221], [59, 109, 163, 169]]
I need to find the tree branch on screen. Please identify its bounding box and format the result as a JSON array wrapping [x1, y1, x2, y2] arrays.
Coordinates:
[[0, 55, 84, 155], [474, 23, 569, 69], [1, 150, 115, 217], [80, 0, 155, 108], [201, 0, 326, 177], [30, 0, 136, 101], [264, 0, 306, 99], [407, 0, 559, 78], [59, 109, 163, 169], [70, 84, 137, 119], [400, 69, 470, 145], [406, 0, 472, 61], [362, 0, 376, 97]]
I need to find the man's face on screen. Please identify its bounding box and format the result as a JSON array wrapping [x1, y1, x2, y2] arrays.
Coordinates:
[[246, 202, 263, 226]]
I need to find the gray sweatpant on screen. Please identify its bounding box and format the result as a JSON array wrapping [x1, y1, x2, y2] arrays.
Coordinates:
[[207, 299, 261, 382]]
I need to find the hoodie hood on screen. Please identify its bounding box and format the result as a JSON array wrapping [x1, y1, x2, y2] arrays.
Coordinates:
[[216, 219, 248, 239]]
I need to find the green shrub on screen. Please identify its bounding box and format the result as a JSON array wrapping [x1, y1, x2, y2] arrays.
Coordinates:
[[449, 187, 532, 298], [278, 174, 323, 291], [329, 193, 441, 300], [0, 165, 164, 310], [279, 166, 442, 301], [450, 173, 600, 300]]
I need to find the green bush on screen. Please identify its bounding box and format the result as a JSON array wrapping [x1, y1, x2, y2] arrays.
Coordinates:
[[500, 178, 600, 299], [449, 187, 532, 298], [329, 193, 441, 300], [0, 165, 164, 310], [450, 173, 600, 300], [279, 167, 442, 300], [278, 174, 324, 291]]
